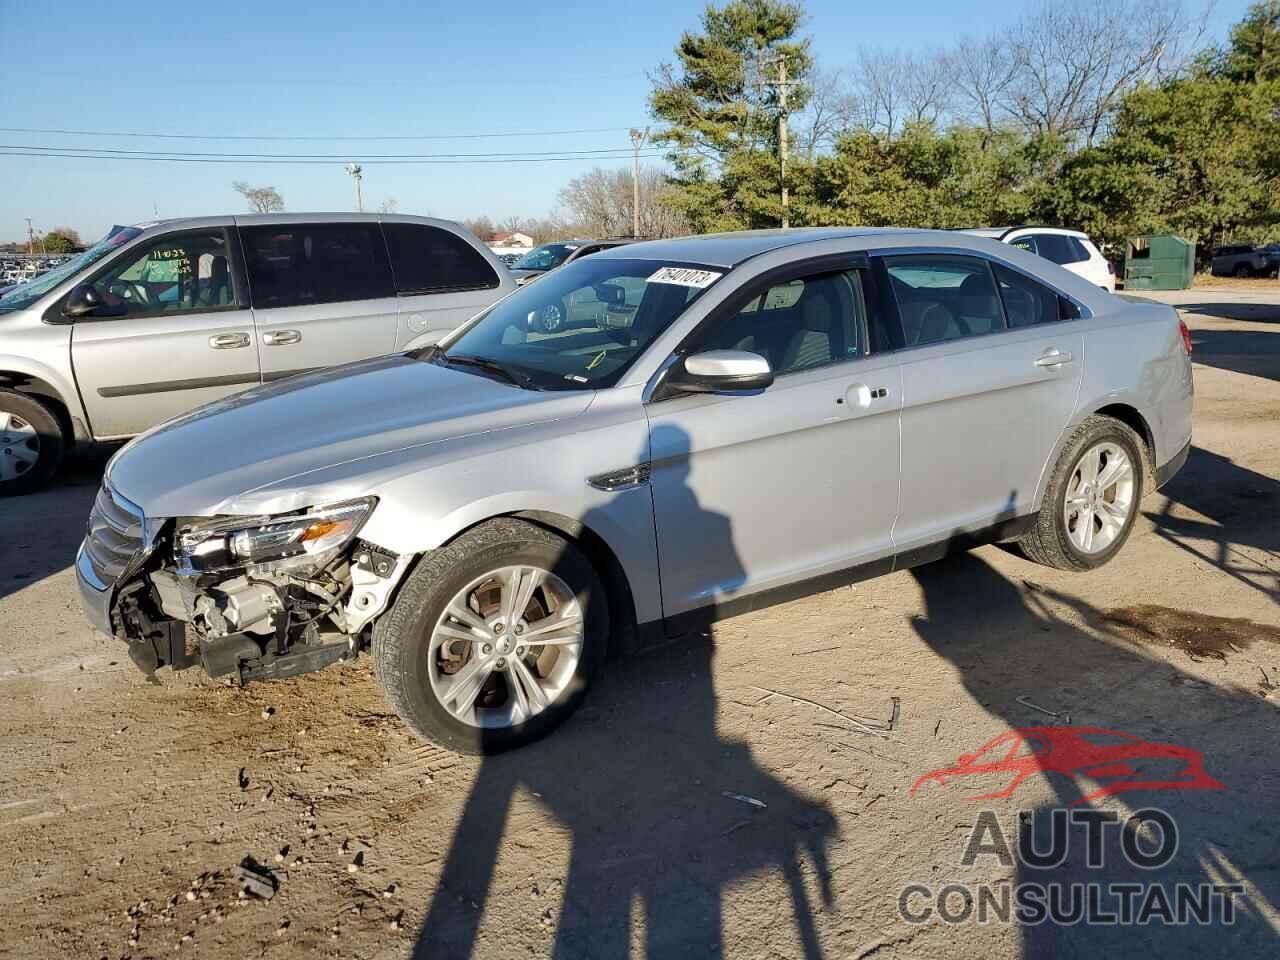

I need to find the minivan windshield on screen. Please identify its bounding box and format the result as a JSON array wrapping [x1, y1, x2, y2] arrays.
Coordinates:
[[433, 257, 724, 389], [0, 226, 143, 313]]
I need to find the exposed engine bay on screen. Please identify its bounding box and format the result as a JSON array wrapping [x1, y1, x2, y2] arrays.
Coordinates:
[[109, 499, 411, 685]]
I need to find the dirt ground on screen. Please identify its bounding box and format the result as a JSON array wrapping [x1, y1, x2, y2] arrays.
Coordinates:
[[2, 291, 1277, 960]]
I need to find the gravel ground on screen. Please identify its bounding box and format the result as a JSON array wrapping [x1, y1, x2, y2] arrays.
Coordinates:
[[1, 291, 1276, 960]]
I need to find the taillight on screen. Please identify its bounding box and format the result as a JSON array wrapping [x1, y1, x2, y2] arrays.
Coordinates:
[[1178, 318, 1192, 356], [1106, 260, 1115, 275]]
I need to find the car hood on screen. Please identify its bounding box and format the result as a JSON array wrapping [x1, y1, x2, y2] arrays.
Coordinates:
[[107, 353, 593, 518]]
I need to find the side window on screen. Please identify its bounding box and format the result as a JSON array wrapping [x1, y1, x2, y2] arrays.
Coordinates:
[[883, 255, 1004, 346], [1008, 235, 1037, 255], [88, 231, 235, 317], [240, 223, 394, 309], [991, 263, 1070, 328], [1033, 233, 1088, 265], [687, 270, 865, 376], [383, 223, 500, 295]]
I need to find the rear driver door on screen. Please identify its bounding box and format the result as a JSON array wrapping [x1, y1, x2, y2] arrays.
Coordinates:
[[239, 220, 399, 381]]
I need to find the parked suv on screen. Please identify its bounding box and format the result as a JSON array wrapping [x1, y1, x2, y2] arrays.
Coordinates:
[[78, 228, 1192, 754], [1210, 244, 1272, 277], [963, 227, 1115, 292], [0, 214, 515, 493]]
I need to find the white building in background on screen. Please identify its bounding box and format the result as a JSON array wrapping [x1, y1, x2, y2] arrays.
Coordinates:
[[488, 231, 534, 256]]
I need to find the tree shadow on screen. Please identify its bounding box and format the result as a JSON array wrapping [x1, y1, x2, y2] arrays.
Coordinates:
[[1183, 328, 1280, 382], [909, 549, 1279, 956], [1144, 445, 1280, 601], [414, 425, 837, 958]]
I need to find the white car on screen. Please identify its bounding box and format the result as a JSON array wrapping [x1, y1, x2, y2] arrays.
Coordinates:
[[964, 227, 1115, 292]]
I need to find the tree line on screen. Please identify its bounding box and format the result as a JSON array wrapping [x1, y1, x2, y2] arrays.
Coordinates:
[[646, 0, 1280, 258]]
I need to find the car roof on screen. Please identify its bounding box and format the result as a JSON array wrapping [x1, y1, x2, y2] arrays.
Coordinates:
[[960, 225, 1089, 241], [591, 227, 930, 268], [129, 212, 475, 232]]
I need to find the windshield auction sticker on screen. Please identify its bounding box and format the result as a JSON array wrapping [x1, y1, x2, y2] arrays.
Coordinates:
[[647, 267, 722, 288]]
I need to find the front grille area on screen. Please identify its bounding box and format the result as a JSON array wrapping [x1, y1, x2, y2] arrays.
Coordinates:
[[84, 482, 145, 585]]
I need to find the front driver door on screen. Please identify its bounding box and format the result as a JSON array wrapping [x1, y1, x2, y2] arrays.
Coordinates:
[[69, 227, 260, 439], [646, 261, 902, 625]]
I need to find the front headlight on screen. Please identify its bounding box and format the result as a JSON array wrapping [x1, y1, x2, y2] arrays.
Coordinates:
[[174, 498, 375, 575]]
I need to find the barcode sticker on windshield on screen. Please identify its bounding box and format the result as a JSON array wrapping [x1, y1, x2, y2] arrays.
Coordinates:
[[647, 267, 722, 288]]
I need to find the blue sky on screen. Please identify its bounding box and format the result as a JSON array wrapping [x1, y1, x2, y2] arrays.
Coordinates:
[[0, 0, 1253, 244]]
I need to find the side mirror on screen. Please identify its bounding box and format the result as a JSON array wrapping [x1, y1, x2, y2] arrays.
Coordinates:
[[63, 284, 104, 318], [665, 350, 774, 395]]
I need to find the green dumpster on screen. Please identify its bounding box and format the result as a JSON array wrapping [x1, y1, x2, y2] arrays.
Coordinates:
[[1124, 235, 1195, 290]]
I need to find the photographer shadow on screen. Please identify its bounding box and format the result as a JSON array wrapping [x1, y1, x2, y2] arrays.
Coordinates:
[[414, 425, 837, 958]]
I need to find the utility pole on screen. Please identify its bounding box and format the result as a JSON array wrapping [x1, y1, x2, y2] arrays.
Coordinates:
[[345, 163, 364, 212], [25, 218, 34, 256], [766, 56, 796, 229], [629, 127, 648, 238]]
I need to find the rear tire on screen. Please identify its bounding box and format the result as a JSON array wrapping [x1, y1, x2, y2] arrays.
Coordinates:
[[1017, 415, 1145, 571], [0, 389, 64, 496], [372, 518, 608, 754]]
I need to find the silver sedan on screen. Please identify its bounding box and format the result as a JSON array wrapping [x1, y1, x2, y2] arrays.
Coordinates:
[[78, 228, 1193, 753]]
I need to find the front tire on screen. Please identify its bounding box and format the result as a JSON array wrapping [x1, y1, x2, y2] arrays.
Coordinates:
[[0, 389, 64, 496], [1017, 415, 1145, 571], [372, 518, 608, 754]]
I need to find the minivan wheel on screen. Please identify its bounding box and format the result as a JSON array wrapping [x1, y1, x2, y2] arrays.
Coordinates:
[[1016, 415, 1145, 572], [372, 518, 608, 754], [0, 389, 64, 496]]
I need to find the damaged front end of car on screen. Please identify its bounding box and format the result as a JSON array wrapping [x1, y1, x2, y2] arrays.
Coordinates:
[[86, 483, 411, 685]]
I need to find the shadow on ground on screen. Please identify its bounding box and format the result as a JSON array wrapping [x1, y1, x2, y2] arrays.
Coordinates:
[[0, 447, 111, 602]]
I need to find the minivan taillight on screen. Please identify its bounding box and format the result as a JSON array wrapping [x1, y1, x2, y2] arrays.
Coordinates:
[[1178, 318, 1193, 356], [1106, 260, 1115, 275]]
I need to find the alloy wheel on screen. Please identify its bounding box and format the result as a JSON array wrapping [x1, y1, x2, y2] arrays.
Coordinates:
[[427, 565, 583, 728], [1062, 441, 1135, 554]]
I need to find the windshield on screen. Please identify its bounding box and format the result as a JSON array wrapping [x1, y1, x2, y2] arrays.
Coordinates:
[[436, 257, 724, 389], [511, 243, 577, 272], [0, 226, 143, 313]]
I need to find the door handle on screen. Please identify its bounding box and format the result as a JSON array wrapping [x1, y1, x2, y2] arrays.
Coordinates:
[[842, 383, 889, 409], [209, 332, 250, 349], [1034, 349, 1074, 367], [262, 329, 302, 346]]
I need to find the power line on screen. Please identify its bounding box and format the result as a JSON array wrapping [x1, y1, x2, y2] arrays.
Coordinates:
[[0, 143, 660, 161], [0, 149, 666, 166], [0, 125, 647, 142]]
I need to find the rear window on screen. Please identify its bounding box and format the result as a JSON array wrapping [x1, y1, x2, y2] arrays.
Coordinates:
[[884, 255, 1004, 346], [1031, 233, 1089, 265], [240, 223, 394, 309], [383, 222, 500, 295]]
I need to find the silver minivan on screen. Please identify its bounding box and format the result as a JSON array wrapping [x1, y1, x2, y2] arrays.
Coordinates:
[[0, 214, 515, 493]]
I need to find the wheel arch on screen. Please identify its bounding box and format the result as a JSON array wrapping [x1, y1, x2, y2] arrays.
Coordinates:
[[0, 368, 78, 443], [438, 508, 641, 657], [1035, 400, 1157, 510]]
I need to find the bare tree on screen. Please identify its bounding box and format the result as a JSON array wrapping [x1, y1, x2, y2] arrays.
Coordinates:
[[232, 181, 285, 213], [558, 166, 690, 239], [944, 34, 1017, 136], [796, 68, 864, 159], [852, 48, 910, 137], [461, 216, 496, 242], [903, 49, 953, 127], [1003, 0, 1196, 145]]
